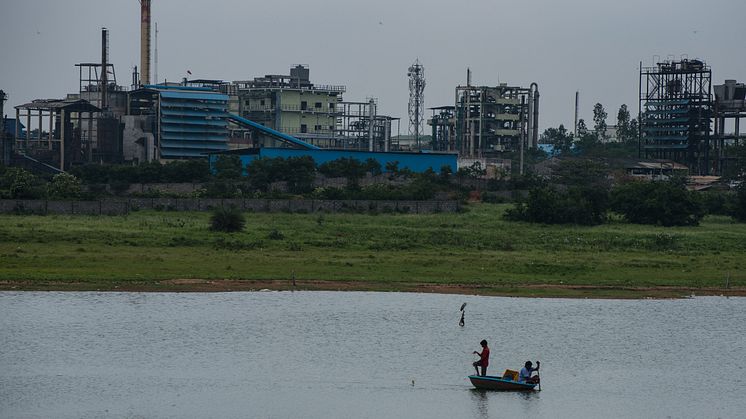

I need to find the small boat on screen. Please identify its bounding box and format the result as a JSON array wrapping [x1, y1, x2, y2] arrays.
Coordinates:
[[468, 375, 538, 391]]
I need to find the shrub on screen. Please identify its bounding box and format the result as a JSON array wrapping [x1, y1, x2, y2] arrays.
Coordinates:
[[209, 207, 246, 232], [611, 179, 704, 226], [0, 168, 43, 199], [701, 191, 734, 216], [505, 185, 608, 225], [267, 229, 285, 240], [318, 158, 366, 187], [47, 173, 82, 199], [214, 155, 243, 179], [734, 182, 746, 222]]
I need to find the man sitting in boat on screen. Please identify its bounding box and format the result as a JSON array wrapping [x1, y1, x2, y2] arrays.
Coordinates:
[[472, 340, 490, 376], [518, 361, 540, 384]]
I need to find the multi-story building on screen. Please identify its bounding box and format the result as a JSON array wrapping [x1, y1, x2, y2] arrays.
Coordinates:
[[232, 65, 346, 145]]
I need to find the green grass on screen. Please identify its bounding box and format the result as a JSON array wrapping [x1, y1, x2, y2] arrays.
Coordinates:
[[1, 204, 744, 297]]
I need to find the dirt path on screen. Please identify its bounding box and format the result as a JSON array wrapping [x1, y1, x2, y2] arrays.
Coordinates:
[[1, 279, 745, 299]]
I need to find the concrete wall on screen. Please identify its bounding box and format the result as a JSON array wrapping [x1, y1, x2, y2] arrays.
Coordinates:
[[0, 199, 460, 215], [122, 115, 155, 163]]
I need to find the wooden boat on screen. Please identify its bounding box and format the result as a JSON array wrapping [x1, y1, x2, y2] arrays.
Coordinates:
[[468, 375, 538, 391]]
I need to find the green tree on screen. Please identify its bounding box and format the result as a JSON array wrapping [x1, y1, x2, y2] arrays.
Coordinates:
[[0, 167, 41, 199], [722, 144, 746, 180], [616, 104, 632, 143], [318, 158, 366, 187], [611, 178, 705, 226], [540, 124, 574, 153], [47, 173, 82, 199], [575, 118, 599, 152], [733, 182, 746, 222], [593, 103, 608, 142], [162, 160, 210, 183], [284, 156, 316, 193], [364, 158, 382, 176], [506, 159, 611, 225], [577, 118, 588, 136], [214, 155, 243, 179]]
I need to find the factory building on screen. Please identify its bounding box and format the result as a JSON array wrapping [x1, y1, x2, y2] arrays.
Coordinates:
[[428, 70, 539, 163], [454, 82, 539, 158], [714, 79, 746, 174], [128, 85, 230, 160], [232, 65, 344, 144], [639, 59, 713, 174]]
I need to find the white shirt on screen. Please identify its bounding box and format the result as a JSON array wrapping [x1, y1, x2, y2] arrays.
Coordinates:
[[518, 367, 532, 382]]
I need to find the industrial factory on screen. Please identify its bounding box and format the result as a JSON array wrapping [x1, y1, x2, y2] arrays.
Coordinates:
[[1, 1, 744, 177]]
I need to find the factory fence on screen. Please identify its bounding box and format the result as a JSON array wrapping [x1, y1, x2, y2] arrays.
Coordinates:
[[0, 199, 461, 216]]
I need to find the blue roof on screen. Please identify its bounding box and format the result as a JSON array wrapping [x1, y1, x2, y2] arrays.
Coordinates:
[[159, 90, 229, 101]]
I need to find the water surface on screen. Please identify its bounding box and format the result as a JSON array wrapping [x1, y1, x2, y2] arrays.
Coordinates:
[[1, 292, 744, 418]]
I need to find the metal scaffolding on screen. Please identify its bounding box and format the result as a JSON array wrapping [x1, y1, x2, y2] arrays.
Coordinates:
[[714, 79, 746, 175], [638, 59, 713, 174], [454, 82, 536, 159]]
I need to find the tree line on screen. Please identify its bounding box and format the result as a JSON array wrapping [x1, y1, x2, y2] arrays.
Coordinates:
[[505, 159, 746, 226]]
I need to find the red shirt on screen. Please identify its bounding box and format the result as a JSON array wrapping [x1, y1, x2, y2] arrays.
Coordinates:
[[478, 346, 490, 367]]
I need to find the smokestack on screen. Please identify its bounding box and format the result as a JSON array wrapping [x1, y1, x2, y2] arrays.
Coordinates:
[[574, 91, 579, 136], [101, 28, 109, 110], [140, 0, 151, 86], [531, 83, 539, 148]]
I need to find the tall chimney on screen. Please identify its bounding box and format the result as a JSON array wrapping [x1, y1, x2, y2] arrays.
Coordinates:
[[140, 0, 151, 86], [101, 28, 109, 110]]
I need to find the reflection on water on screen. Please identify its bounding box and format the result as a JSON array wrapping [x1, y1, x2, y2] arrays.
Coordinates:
[[470, 389, 489, 419], [1, 292, 745, 419]]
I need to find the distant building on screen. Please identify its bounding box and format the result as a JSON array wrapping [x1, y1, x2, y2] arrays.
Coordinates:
[[624, 159, 688, 180], [128, 85, 229, 160], [232, 65, 345, 144]]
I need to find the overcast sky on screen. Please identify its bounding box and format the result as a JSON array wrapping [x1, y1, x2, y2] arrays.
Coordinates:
[[1, 0, 744, 132]]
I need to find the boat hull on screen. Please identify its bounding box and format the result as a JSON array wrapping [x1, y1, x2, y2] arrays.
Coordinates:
[[468, 375, 537, 391]]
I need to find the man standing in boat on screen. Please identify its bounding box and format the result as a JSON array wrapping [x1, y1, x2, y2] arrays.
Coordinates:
[[472, 340, 490, 376], [518, 361, 540, 384]]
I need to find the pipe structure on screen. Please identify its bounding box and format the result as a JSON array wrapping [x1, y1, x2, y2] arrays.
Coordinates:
[[574, 91, 579, 136], [368, 99, 375, 152], [140, 0, 151, 86], [527, 90, 534, 150], [0, 90, 5, 165], [101, 28, 108, 110], [530, 83, 539, 148]]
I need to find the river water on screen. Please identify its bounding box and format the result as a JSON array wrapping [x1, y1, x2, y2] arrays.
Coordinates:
[[1, 292, 744, 418]]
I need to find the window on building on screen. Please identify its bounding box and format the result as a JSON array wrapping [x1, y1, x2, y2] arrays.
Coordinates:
[[329, 103, 335, 111], [314, 125, 322, 131], [315, 102, 322, 109], [301, 101, 307, 110], [260, 99, 265, 106], [300, 124, 307, 133]]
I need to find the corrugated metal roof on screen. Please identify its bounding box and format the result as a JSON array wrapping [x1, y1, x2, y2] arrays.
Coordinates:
[[159, 90, 229, 101]]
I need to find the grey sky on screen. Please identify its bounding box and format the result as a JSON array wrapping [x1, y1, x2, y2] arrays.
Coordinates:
[[2, 0, 744, 132]]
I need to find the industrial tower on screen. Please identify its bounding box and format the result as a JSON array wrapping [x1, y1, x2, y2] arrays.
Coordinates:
[[639, 59, 712, 174], [408, 60, 425, 149], [139, 0, 152, 86]]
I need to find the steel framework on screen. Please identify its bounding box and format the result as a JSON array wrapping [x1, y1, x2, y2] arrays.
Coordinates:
[[638, 59, 713, 174], [408, 60, 425, 149]]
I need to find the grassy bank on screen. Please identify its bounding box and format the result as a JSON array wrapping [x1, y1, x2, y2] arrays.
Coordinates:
[[1, 204, 744, 298]]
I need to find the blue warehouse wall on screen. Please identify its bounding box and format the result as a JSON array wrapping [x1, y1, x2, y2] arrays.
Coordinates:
[[218, 148, 457, 174], [154, 86, 229, 159]]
